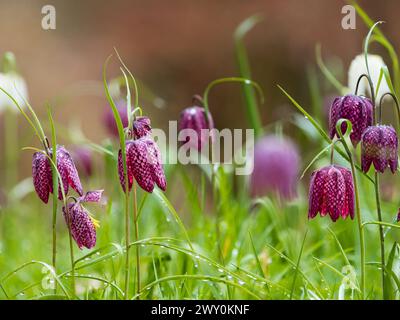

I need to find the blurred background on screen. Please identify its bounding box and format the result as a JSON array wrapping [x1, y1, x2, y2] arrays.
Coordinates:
[[0, 0, 399, 180]]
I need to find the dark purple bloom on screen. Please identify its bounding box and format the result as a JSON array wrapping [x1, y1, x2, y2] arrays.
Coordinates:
[[397, 208, 400, 222], [118, 137, 166, 193], [103, 99, 129, 137], [178, 106, 214, 151], [361, 125, 398, 173], [329, 94, 373, 147], [308, 165, 354, 222], [62, 190, 103, 250], [32, 145, 83, 203], [133, 116, 152, 138], [250, 136, 299, 199], [73, 147, 93, 177]]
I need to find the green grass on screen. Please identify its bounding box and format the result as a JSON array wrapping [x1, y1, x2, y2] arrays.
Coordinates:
[[1, 2, 400, 300]]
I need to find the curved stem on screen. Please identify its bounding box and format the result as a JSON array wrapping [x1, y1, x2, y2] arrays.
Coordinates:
[[378, 92, 400, 128], [202, 77, 264, 126], [336, 119, 365, 299]]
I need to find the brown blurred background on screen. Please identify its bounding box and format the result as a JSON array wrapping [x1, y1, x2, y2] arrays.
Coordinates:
[[0, 0, 398, 179]]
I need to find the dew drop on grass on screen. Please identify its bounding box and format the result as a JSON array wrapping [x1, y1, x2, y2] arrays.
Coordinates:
[[217, 268, 224, 273], [238, 280, 245, 286]]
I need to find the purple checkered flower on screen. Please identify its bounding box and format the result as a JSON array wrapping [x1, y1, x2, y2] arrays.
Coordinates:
[[132, 116, 152, 138], [32, 145, 83, 203], [118, 137, 166, 193], [308, 165, 354, 222], [179, 105, 214, 151], [329, 94, 373, 147], [250, 136, 299, 199], [361, 125, 398, 173], [63, 190, 103, 250], [103, 99, 129, 137]]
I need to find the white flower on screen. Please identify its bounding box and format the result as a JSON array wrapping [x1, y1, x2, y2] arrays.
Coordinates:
[[348, 53, 390, 103], [0, 72, 28, 113]]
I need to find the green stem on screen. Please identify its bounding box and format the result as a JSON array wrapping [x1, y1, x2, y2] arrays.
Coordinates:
[[132, 182, 140, 299], [374, 172, 385, 298], [51, 189, 57, 294], [336, 119, 365, 299], [124, 190, 130, 300]]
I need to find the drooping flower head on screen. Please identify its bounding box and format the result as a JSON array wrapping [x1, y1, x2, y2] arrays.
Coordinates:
[[0, 52, 28, 113], [132, 116, 152, 138], [348, 53, 390, 103], [118, 137, 167, 193], [329, 94, 373, 147], [73, 146, 93, 177], [103, 99, 129, 137], [308, 165, 354, 222], [32, 145, 83, 203], [361, 125, 398, 174], [178, 98, 214, 151], [250, 135, 299, 200], [63, 190, 103, 250]]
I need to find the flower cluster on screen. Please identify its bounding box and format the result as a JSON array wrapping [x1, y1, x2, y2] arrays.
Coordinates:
[[118, 116, 167, 193], [32, 145, 102, 249], [309, 77, 399, 222]]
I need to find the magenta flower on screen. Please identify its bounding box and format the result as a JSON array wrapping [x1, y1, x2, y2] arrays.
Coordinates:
[[308, 165, 354, 222], [361, 125, 398, 173], [329, 94, 373, 146], [250, 136, 299, 199], [179, 106, 214, 151], [73, 147, 93, 177], [103, 99, 129, 137], [118, 137, 166, 193], [63, 190, 102, 250], [32, 145, 83, 203], [132, 116, 152, 138]]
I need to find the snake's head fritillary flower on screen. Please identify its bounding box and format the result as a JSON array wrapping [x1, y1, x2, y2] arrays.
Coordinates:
[[0, 52, 28, 114], [63, 203, 96, 250], [250, 135, 300, 200], [103, 99, 129, 137], [397, 208, 400, 222], [62, 190, 103, 250], [308, 165, 354, 222], [73, 147, 93, 177], [118, 137, 166, 193], [348, 53, 390, 103], [329, 94, 373, 147], [32, 145, 83, 203], [361, 125, 398, 174], [132, 116, 152, 138], [179, 105, 214, 151]]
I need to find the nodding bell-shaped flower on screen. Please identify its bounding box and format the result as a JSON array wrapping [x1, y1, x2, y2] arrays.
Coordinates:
[[250, 135, 299, 199], [329, 94, 373, 147], [118, 118, 167, 193], [32, 145, 83, 204], [308, 165, 354, 222], [361, 125, 398, 174], [132, 116, 152, 138], [178, 96, 214, 151], [0, 52, 28, 114], [63, 190, 103, 250]]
